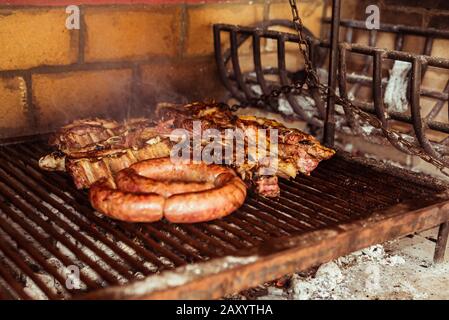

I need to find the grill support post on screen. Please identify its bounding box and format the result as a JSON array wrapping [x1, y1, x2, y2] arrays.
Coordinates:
[[434, 221, 449, 263], [323, 0, 341, 147]]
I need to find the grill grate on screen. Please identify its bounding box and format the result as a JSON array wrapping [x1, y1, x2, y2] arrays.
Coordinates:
[[0, 141, 445, 300]]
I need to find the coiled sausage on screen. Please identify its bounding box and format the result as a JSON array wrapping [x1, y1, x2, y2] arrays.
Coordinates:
[[89, 158, 247, 223]]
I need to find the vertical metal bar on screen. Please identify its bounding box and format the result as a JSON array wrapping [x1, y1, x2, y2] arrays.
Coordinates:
[[323, 0, 341, 146], [252, 31, 270, 97], [394, 33, 404, 51], [348, 30, 377, 99], [338, 44, 359, 133], [213, 25, 244, 101], [422, 37, 434, 56], [368, 29, 377, 47], [373, 51, 420, 156], [425, 80, 449, 122], [421, 37, 434, 79], [308, 38, 326, 118], [373, 50, 386, 126], [230, 29, 254, 100], [345, 27, 353, 43], [409, 57, 448, 164], [434, 222, 449, 264]]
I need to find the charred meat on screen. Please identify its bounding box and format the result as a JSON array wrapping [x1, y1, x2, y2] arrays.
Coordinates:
[[39, 102, 335, 197]]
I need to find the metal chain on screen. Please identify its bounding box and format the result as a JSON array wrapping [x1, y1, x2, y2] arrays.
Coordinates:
[[226, 0, 449, 175], [286, 0, 449, 175]]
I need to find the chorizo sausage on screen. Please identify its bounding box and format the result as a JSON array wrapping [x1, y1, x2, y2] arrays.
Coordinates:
[[89, 158, 247, 223], [164, 172, 247, 223], [116, 168, 215, 198], [89, 178, 164, 222]]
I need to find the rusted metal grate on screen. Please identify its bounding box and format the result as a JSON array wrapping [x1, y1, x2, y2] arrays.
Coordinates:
[[214, 20, 449, 168], [0, 141, 446, 300]]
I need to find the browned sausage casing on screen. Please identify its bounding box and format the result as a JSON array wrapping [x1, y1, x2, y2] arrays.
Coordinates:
[[164, 172, 247, 223], [116, 168, 215, 198], [89, 179, 164, 222], [89, 158, 247, 223]]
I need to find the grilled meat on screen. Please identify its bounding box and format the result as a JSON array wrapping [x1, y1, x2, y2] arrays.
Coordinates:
[[66, 141, 171, 189], [41, 118, 172, 189], [256, 176, 280, 198], [155, 102, 335, 195], [38, 151, 66, 171], [40, 102, 335, 197]]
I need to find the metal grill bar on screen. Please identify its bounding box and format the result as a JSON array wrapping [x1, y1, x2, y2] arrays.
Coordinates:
[[322, 18, 449, 39], [4, 146, 172, 270], [0, 141, 446, 299], [214, 21, 449, 167]]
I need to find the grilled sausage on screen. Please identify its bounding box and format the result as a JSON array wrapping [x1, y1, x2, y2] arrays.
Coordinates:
[[116, 168, 215, 198], [89, 158, 247, 223], [164, 172, 247, 223], [89, 178, 164, 222]]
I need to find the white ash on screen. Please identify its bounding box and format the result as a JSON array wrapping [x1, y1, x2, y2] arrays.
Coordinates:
[[384, 60, 411, 113], [48, 192, 94, 227], [0, 183, 188, 298], [0, 209, 88, 298], [296, 95, 317, 118], [289, 261, 348, 300], [361, 123, 376, 135], [143, 261, 159, 273], [158, 255, 176, 268], [247, 71, 257, 79], [23, 272, 69, 300], [363, 153, 414, 172], [343, 143, 354, 153], [251, 84, 318, 118], [45, 194, 159, 284], [40, 201, 81, 233], [54, 240, 100, 290], [0, 239, 58, 300], [251, 242, 449, 300], [251, 85, 262, 96], [208, 224, 241, 243], [279, 95, 317, 118], [78, 233, 129, 285], [115, 240, 138, 258], [257, 287, 288, 300], [278, 97, 295, 115], [23, 276, 48, 300]]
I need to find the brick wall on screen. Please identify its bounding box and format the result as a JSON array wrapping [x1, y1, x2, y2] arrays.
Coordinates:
[[0, 0, 324, 139]]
